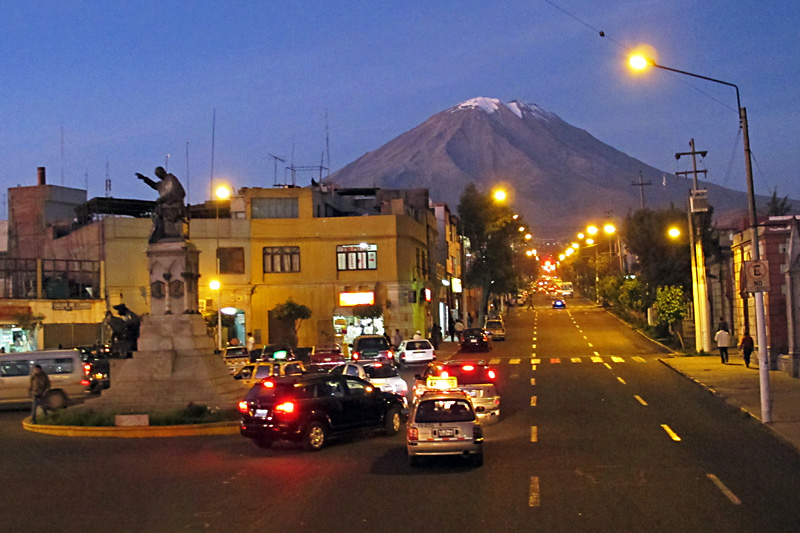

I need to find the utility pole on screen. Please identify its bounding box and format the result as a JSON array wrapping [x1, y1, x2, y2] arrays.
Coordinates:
[[676, 139, 712, 354], [631, 171, 652, 209]]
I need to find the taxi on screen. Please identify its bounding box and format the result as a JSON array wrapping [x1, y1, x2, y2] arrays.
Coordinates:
[[232, 360, 306, 388], [406, 388, 484, 467], [413, 361, 500, 423]]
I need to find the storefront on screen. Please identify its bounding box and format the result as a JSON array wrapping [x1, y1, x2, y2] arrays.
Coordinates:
[[332, 290, 386, 355]]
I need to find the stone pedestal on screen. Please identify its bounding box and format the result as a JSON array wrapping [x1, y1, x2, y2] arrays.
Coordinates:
[[87, 239, 245, 412]]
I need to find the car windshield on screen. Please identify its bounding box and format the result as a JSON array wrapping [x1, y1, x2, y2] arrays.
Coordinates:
[[364, 365, 398, 379], [415, 399, 475, 423], [356, 338, 389, 350], [405, 341, 431, 350]]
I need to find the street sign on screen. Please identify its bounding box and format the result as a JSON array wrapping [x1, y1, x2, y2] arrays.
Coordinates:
[[744, 260, 770, 293]]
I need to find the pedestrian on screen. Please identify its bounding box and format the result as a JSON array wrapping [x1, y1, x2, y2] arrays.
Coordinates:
[[391, 328, 404, 348], [454, 319, 464, 341], [412, 330, 423, 340], [29, 364, 51, 423], [526, 294, 534, 310], [715, 327, 731, 364], [430, 324, 442, 349], [717, 316, 729, 333], [467, 312, 474, 328], [448, 316, 456, 341], [740, 329, 754, 368], [246, 332, 255, 352]]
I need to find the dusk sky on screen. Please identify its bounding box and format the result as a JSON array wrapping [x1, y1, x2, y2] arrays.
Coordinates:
[[2, 1, 798, 225]]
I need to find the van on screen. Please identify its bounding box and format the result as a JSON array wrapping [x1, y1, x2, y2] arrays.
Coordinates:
[[0, 350, 87, 408]]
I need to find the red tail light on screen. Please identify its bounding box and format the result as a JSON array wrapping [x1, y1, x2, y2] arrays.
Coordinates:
[[408, 426, 419, 441], [352, 352, 360, 360], [275, 401, 295, 414], [83, 363, 91, 375], [238, 401, 249, 413], [488, 369, 496, 379], [462, 365, 475, 371], [80, 379, 90, 386]]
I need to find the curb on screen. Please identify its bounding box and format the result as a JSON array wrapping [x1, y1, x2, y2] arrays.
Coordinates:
[[603, 307, 679, 355], [22, 417, 239, 438]]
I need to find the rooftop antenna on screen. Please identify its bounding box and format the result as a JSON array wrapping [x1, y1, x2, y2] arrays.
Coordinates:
[[105, 159, 111, 197], [84, 169, 88, 192], [60, 125, 65, 186], [165, 153, 170, 172], [325, 109, 331, 178], [209, 109, 216, 201], [185, 141, 190, 204], [267, 153, 286, 186]]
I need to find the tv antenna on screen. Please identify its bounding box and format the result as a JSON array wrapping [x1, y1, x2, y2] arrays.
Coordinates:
[[267, 153, 286, 186]]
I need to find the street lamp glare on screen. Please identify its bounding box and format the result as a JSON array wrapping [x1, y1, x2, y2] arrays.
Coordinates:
[[209, 279, 221, 291], [525, 233, 532, 240], [577, 233, 585, 240], [604, 224, 616, 235], [493, 189, 507, 202], [587, 225, 598, 235], [628, 54, 652, 71], [668, 227, 681, 239], [571, 243, 579, 249], [215, 185, 231, 200], [586, 238, 595, 245]]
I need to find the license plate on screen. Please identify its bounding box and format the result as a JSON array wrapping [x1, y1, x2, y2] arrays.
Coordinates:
[[437, 428, 456, 437], [467, 390, 478, 397], [255, 409, 269, 418]]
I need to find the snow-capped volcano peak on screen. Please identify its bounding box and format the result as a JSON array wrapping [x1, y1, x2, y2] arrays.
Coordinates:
[[451, 97, 553, 121]]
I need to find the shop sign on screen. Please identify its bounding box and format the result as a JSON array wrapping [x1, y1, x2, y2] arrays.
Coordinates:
[[451, 278, 463, 293], [51, 301, 92, 311], [339, 291, 375, 306]]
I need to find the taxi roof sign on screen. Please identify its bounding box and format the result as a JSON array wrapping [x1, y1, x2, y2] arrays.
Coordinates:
[[426, 376, 458, 390]]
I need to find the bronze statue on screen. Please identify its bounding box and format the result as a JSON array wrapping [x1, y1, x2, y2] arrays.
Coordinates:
[[105, 303, 141, 358], [136, 166, 186, 243]]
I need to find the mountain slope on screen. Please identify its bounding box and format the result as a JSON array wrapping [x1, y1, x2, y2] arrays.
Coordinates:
[[327, 97, 761, 238]]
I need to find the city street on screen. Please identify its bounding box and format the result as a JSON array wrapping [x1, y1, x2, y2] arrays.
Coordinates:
[[4, 296, 800, 532]]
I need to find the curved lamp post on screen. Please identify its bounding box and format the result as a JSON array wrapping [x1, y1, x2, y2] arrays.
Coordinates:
[[629, 53, 770, 422]]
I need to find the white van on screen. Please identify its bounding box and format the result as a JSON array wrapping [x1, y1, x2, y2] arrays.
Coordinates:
[[0, 350, 87, 408]]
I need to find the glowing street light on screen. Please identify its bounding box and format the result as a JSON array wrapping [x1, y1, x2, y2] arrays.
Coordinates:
[[668, 227, 681, 239], [524, 233, 532, 240], [587, 225, 599, 236], [493, 189, 507, 202]]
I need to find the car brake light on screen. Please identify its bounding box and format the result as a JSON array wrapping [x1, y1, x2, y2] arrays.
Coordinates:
[[275, 401, 295, 414], [462, 365, 475, 371], [373, 363, 383, 368], [238, 401, 249, 413], [262, 380, 275, 388], [83, 363, 91, 375], [488, 369, 496, 379], [352, 352, 360, 360], [408, 426, 419, 441], [80, 379, 90, 386]]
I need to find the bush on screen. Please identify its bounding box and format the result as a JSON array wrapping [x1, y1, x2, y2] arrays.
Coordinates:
[[35, 404, 238, 427]]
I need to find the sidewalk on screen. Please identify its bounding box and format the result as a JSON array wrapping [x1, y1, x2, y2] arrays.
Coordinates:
[[661, 351, 800, 455]]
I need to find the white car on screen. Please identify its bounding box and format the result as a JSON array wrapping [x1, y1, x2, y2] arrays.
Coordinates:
[[330, 363, 409, 397], [395, 339, 436, 365]]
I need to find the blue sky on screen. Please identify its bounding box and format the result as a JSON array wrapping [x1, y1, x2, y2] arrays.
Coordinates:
[[2, 1, 798, 219]]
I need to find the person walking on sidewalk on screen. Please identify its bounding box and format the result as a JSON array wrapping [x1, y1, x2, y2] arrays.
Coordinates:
[[715, 328, 731, 364], [29, 364, 51, 423], [740, 330, 754, 368]]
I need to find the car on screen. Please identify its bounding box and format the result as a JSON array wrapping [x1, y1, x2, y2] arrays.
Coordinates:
[[307, 345, 346, 372], [552, 299, 567, 309], [78, 345, 112, 394], [483, 318, 506, 341], [256, 343, 294, 362], [412, 360, 500, 423], [330, 362, 409, 398], [238, 373, 405, 451], [0, 350, 87, 409], [222, 346, 252, 374], [350, 335, 394, 363], [395, 339, 436, 365], [232, 360, 307, 388], [459, 328, 492, 352], [407, 389, 484, 467]]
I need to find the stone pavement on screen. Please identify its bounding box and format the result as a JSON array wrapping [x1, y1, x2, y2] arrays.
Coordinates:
[[661, 350, 800, 455]]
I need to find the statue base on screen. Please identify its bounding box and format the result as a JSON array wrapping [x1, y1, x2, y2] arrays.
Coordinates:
[[86, 314, 245, 412]]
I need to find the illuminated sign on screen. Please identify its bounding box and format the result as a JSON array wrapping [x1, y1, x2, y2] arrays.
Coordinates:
[[451, 278, 462, 293], [422, 288, 432, 302], [337, 244, 378, 271], [338, 291, 375, 306]]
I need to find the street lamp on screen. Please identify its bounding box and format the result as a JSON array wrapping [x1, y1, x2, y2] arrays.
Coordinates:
[[209, 279, 222, 352], [668, 227, 681, 239], [629, 51, 771, 422], [493, 189, 507, 202]]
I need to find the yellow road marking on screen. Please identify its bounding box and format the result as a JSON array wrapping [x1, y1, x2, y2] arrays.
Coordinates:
[[530, 426, 538, 442], [587, 343, 593, 347], [594, 351, 600, 356], [509, 358, 521, 365], [530, 396, 537, 406], [661, 424, 682, 441], [591, 357, 603, 363], [632, 356, 646, 362], [489, 358, 501, 365], [634, 395, 648, 405], [611, 356, 625, 363], [531, 358, 541, 364], [706, 474, 742, 505], [531, 365, 537, 371], [583, 335, 589, 340], [617, 376, 626, 385], [529, 476, 540, 507], [571, 357, 582, 363], [604, 363, 613, 369], [530, 378, 536, 386]]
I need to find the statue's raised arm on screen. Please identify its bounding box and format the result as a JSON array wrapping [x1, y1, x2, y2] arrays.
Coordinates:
[[136, 166, 187, 243]]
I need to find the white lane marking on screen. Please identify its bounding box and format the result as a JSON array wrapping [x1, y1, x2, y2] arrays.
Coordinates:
[[661, 424, 682, 441], [529, 476, 541, 507], [632, 356, 646, 363], [489, 358, 501, 365], [617, 376, 627, 385], [604, 363, 613, 370], [706, 474, 742, 505], [611, 356, 625, 363], [571, 357, 582, 363], [530, 396, 538, 406], [634, 395, 648, 406], [530, 378, 536, 386], [531, 358, 541, 364], [530, 426, 538, 442], [591, 357, 603, 363], [509, 358, 521, 365]]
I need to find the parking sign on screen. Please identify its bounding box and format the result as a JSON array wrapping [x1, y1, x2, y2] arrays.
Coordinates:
[[744, 260, 770, 293]]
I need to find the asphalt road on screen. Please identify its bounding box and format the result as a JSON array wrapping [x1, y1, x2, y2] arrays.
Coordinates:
[[3, 296, 800, 532]]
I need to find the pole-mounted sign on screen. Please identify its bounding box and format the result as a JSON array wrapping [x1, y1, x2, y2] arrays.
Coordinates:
[[744, 260, 770, 293]]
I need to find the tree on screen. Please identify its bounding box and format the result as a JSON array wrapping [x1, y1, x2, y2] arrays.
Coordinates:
[[618, 278, 651, 315], [458, 183, 520, 322], [765, 190, 792, 216], [654, 285, 689, 348], [12, 310, 46, 351], [352, 304, 383, 320], [272, 301, 312, 347]]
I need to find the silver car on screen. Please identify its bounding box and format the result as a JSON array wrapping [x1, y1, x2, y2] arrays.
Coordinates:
[[407, 390, 484, 467]]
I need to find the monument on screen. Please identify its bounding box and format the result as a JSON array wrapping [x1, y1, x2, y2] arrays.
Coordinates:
[[88, 167, 244, 411]]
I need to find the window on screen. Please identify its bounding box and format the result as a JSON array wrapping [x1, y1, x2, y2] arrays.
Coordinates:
[[217, 247, 245, 274], [336, 244, 377, 271], [344, 378, 369, 397], [263, 247, 300, 273], [251, 197, 299, 219]]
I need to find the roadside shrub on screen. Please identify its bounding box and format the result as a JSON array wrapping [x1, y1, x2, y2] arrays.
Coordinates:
[[34, 404, 238, 427]]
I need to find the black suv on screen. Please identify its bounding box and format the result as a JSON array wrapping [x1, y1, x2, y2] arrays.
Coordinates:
[[238, 373, 405, 451], [350, 335, 393, 363]]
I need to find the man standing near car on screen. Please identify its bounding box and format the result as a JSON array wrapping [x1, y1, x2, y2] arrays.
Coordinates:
[[29, 364, 51, 423]]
